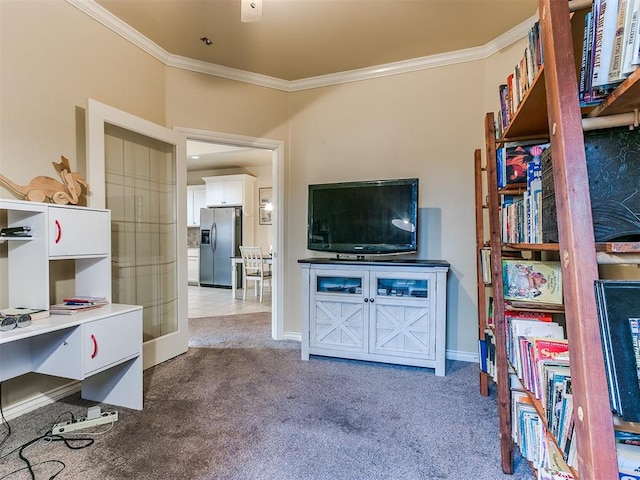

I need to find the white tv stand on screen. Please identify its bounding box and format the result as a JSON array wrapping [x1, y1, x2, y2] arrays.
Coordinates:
[[0, 199, 142, 410], [298, 258, 449, 376]]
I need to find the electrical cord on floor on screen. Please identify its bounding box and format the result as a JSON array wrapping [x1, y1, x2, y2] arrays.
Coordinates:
[[0, 408, 95, 480], [0, 382, 11, 452]]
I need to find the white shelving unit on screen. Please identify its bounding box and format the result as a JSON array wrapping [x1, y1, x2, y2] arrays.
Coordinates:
[[0, 198, 143, 410]]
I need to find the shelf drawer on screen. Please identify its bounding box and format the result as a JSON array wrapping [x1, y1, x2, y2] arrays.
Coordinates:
[[83, 310, 141, 376], [49, 206, 110, 257]]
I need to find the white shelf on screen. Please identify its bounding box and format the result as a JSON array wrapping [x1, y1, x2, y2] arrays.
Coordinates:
[[0, 199, 143, 410]]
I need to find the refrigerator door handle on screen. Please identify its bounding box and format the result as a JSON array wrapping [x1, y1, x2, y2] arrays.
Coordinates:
[[211, 222, 217, 253]]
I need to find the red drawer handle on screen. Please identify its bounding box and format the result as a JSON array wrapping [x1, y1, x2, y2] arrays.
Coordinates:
[[54, 219, 62, 244], [90, 334, 98, 359]]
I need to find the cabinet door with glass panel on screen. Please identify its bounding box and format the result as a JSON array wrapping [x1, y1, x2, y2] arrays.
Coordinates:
[[309, 269, 368, 354], [368, 270, 435, 361]]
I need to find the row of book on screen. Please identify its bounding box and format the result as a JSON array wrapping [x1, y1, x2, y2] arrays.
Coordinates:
[[580, 0, 640, 104], [497, 0, 640, 137], [505, 310, 577, 474], [497, 21, 543, 134], [479, 248, 492, 285], [512, 388, 577, 477], [497, 142, 551, 244], [479, 327, 497, 382]]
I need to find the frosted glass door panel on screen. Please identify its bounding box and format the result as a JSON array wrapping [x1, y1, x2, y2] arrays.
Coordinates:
[[105, 125, 177, 343]]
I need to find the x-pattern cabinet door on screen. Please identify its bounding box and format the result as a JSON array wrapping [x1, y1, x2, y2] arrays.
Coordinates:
[[309, 269, 368, 353], [368, 270, 436, 361]]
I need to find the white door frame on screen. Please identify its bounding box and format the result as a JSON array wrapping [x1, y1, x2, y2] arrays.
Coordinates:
[[175, 126, 284, 340], [86, 98, 189, 368]]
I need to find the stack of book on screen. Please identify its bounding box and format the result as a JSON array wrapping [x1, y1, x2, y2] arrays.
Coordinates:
[[49, 296, 108, 315]]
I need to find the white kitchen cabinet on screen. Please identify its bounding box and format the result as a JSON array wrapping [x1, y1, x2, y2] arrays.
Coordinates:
[[0, 199, 143, 410], [299, 258, 449, 376], [205, 179, 242, 206], [202, 174, 256, 246], [187, 185, 207, 226], [187, 248, 200, 285], [202, 174, 254, 209]]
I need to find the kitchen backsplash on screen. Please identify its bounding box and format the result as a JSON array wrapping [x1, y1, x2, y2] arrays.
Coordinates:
[[187, 227, 200, 247]]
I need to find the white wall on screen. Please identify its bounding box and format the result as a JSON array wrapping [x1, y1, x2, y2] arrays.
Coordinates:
[[288, 64, 486, 355], [0, 0, 170, 408]]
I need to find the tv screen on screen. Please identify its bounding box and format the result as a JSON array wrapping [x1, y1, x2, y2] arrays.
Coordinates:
[[307, 178, 419, 255]]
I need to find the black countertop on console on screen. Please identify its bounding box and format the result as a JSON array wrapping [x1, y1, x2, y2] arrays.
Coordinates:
[[298, 257, 450, 268]]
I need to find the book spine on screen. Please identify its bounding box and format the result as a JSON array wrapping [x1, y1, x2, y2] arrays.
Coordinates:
[[622, 0, 639, 75], [580, 11, 592, 101], [609, 0, 629, 82], [593, 0, 622, 89]]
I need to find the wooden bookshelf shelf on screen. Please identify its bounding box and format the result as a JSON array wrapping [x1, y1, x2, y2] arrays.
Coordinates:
[[502, 243, 561, 252], [587, 67, 640, 118]]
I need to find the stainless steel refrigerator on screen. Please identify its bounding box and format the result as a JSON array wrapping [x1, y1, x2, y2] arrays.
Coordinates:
[[199, 207, 242, 288]]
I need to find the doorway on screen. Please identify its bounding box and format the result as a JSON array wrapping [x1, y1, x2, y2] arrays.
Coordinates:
[[176, 127, 284, 340]]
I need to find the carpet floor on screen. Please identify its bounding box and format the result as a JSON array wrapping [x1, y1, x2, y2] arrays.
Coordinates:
[[0, 313, 535, 479]]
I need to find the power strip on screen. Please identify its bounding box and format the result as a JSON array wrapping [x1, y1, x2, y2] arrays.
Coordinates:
[[52, 411, 118, 434]]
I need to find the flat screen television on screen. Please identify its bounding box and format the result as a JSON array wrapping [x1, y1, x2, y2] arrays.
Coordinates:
[[307, 178, 419, 255]]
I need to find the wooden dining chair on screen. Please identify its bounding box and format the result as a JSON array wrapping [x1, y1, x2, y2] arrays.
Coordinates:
[[239, 246, 272, 302]]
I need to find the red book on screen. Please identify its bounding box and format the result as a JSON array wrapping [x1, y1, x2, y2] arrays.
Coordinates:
[[506, 309, 553, 322], [532, 338, 570, 398]]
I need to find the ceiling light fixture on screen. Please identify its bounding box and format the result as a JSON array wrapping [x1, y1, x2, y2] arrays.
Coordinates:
[[241, 0, 262, 23], [200, 36, 213, 46]]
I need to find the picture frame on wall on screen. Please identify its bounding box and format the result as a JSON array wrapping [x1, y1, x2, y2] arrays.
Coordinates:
[[259, 187, 273, 206], [259, 207, 272, 225]]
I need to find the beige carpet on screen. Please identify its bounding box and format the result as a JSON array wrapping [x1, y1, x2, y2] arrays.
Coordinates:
[[0, 313, 535, 480]]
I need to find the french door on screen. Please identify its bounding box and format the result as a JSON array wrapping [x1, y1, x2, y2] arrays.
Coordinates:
[[86, 99, 188, 368]]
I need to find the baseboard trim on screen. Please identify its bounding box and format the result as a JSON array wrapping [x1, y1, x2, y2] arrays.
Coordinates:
[[3, 381, 81, 421], [284, 332, 302, 342], [283, 332, 478, 364], [446, 349, 478, 364]]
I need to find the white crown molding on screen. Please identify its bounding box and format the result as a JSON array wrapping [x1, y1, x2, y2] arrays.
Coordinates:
[[166, 55, 290, 91], [288, 46, 489, 92], [67, 0, 537, 92]]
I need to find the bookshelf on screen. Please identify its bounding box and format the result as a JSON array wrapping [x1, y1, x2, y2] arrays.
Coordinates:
[[477, 0, 640, 477], [474, 148, 491, 397]]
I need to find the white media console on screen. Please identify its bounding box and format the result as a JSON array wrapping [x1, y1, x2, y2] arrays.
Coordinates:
[[0, 199, 142, 410], [299, 258, 449, 376]]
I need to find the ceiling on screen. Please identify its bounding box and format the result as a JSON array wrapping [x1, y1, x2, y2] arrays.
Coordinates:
[[186, 140, 271, 170], [94, 0, 538, 171], [95, 0, 538, 82]]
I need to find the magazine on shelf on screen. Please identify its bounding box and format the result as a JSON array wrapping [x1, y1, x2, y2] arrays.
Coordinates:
[[502, 260, 563, 305], [49, 303, 106, 315]]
